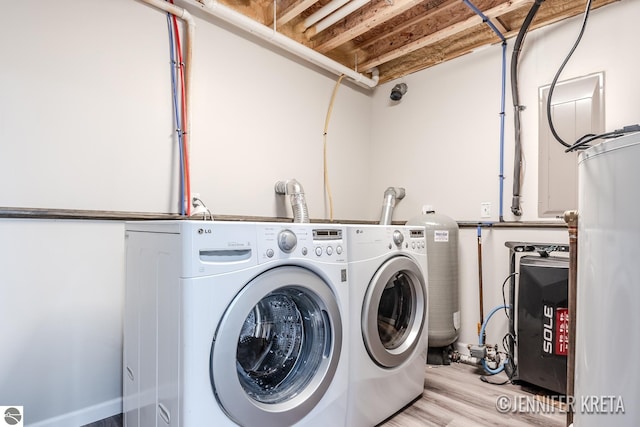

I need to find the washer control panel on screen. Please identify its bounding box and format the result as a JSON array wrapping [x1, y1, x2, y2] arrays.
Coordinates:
[[258, 224, 346, 263]]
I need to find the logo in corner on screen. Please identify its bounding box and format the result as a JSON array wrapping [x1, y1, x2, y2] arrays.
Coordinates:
[[2, 406, 23, 426]]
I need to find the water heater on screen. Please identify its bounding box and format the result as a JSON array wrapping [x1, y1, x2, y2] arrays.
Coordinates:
[[576, 132, 640, 426]]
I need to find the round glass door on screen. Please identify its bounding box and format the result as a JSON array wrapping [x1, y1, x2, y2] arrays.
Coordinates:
[[211, 266, 342, 427], [362, 256, 426, 368]]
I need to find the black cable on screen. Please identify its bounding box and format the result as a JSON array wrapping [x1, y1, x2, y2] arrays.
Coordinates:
[[480, 372, 510, 385], [501, 272, 518, 319], [511, 0, 544, 114], [502, 332, 518, 381], [546, 0, 593, 148], [479, 335, 519, 385], [565, 125, 640, 152], [565, 131, 619, 152], [480, 347, 515, 385]]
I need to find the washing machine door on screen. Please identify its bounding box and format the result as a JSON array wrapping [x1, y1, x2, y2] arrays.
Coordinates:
[[362, 255, 426, 368], [211, 266, 342, 427]]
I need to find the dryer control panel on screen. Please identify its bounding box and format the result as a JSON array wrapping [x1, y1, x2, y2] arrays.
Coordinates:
[[347, 225, 427, 260], [390, 227, 427, 256]]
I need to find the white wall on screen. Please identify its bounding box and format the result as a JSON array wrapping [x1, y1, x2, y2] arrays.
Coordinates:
[[1, 0, 638, 425], [0, 0, 372, 220], [370, 0, 640, 347], [0, 219, 124, 426], [0, 0, 371, 426], [370, 0, 640, 222]]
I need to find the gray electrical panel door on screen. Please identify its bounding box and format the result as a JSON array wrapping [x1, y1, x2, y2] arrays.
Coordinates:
[[538, 72, 604, 218]]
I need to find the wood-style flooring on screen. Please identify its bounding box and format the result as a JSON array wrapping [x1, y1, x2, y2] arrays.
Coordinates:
[[85, 363, 566, 427], [382, 362, 566, 427]]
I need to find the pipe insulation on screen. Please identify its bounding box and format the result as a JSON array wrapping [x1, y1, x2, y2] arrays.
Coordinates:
[[510, 0, 544, 217], [188, 0, 379, 88], [275, 179, 310, 223], [379, 187, 405, 225]]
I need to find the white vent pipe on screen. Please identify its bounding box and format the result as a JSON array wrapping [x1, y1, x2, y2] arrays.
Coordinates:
[[303, 0, 352, 30], [186, 0, 379, 88], [379, 187, 405, 225], [312, 0, 370, 34], [275, 179, 310, 223]]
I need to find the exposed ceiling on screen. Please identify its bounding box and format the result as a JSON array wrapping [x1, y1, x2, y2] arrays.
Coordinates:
[[207, 0, 619, 84]]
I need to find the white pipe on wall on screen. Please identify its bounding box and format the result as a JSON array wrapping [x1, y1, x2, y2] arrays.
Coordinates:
[[189, 0, 379, 88]]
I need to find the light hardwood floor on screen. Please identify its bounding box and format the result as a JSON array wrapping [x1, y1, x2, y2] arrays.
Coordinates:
[[88, 363, 566, 427], [382, 363, 566, 427]]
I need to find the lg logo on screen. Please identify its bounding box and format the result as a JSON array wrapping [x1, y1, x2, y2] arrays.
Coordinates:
[[197, 228, 212, 235]]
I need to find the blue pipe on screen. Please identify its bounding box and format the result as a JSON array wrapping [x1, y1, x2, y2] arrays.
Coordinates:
[[462, 0, 506, 42], [479, 304, 510, 375], [462, 0, 507, 221]]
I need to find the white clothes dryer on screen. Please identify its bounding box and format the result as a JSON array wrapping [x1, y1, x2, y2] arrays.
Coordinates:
[[123, 220, 349, 427], [346, 225, 428, 427]]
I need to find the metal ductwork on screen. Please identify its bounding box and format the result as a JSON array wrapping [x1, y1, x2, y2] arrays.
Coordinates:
[[379, 187, 405, 225], [274, 179, 310, 223]]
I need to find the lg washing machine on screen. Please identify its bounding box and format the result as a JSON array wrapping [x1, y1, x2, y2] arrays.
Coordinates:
[[123, 220, 349, 427], [346, 225, 428, 427]]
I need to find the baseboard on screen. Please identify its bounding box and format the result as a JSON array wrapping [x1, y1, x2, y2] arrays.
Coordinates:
[[28, 398, 122, 427]]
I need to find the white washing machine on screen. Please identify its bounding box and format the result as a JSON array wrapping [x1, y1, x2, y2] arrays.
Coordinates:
[[346, 225, 428, 427], [123, 220, 349, 427]]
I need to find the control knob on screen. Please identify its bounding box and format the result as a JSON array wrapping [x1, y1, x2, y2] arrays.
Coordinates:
[[278, 229, 297, 253], [393, 230, 404, 247]]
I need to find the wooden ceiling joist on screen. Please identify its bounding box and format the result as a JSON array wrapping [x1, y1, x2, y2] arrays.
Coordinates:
[[212, 0, 621, 84], [311, 0, 427, 52], [358, 0, 530, 71]]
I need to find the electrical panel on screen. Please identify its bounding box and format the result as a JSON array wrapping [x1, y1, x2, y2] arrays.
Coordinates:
[[538, 72, 604, 218]]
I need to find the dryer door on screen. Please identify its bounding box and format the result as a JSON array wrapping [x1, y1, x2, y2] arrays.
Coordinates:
[[362, 256, 426, 368], [211, 266, 342, 427]]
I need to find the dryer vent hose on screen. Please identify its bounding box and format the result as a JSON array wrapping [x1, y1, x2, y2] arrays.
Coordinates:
[[275, 179, 310, 223], [380, 187, 406, 225]]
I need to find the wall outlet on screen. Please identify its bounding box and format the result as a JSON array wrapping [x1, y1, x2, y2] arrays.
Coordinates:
[[480, 202, 491, 218], [191, 192, 210, 217]]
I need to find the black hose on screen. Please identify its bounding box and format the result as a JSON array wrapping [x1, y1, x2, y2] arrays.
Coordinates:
[[510, 0, 545, 217], [547, 0, 594, 148]]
